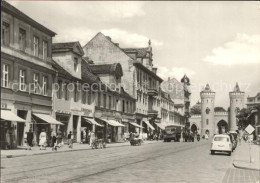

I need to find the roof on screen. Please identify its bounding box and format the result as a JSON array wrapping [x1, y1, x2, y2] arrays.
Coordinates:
[[201, 83, 214, 93], [1, 1, 56, 36], [133, 61, 163, 83], [123, 47, 150, 58], [161, 90, 172, 100], [81, 58, 101, 84], [233, 82, 241, 92], [89, 63, 123, 77], [52, 42, 84, 56], [214, 107, 227, 112]]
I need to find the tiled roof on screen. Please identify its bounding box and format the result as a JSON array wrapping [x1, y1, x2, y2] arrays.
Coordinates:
[[123, 48, 150, 58], [52, 42, 84, 56], [2, 1, 56, 36], [89, 63, 123, 77], [81, 59, 101, 84]]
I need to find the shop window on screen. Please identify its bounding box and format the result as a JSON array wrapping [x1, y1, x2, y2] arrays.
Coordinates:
[[2, 64, 9, 88], [2, 22, 10, 46], [19, 28, 26, 51], [33, 36, 39, 57], [19, 69, 26, 91]]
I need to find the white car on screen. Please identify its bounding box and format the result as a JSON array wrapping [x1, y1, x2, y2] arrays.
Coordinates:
[[210, 134, 232, 156]]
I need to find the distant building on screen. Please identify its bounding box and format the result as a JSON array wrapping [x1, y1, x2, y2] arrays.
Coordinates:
[[189, 83, 245, 136]]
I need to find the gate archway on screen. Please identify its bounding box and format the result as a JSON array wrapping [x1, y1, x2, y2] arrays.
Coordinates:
[[217, 120, 228, 134], [191, 124, 198, 134]]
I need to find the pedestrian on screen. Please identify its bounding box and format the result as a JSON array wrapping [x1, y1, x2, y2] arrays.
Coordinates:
[[39, 129, 47, 150], [26, 128, 33, 150], [89, 130, 95, 147], [205, 133, 209, 140], [68, 131, 73, 148], [56, 128, 62, 148], [51, 132, 57, 151], [5, 128, 11, 149]]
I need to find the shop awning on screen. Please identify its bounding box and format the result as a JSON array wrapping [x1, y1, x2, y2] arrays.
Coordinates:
[[1, 110, 26, 122], [155, 123, 166, 130], [83, 117, 104, 127], [109, 120, 124, 127], [129, 122, 144, 128], [33, 113, 64, 125], [143, 120, 155, 130]]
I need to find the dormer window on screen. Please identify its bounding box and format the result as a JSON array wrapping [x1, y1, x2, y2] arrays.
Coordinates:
[[74, 57, 78, 72]]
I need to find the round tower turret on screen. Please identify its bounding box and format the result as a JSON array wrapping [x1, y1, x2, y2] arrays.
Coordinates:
[[200, 84, 215, 137], [229, 82, 244, 131]]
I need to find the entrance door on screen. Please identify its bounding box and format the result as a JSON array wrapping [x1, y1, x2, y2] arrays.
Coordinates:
[[191, 124, 198, 134], [17, 110, 27, 146]]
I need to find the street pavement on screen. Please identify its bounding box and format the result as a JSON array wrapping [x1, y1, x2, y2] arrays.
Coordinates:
[[1, 140, 259, 183]]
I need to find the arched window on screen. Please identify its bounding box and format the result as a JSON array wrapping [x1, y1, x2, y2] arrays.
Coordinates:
[[206, 107, 210, 114]]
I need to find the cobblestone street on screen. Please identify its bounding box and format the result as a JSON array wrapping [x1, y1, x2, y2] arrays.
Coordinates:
[[1, 140, 258, 183]]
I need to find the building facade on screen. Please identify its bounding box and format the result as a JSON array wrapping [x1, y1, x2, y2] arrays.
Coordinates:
[[83, 32, 163, 135], [1, 1, 58, 148]]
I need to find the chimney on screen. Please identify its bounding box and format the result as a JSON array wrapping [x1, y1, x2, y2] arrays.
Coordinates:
[[152, 68, 157, 74], [106, 36, 112, 41]]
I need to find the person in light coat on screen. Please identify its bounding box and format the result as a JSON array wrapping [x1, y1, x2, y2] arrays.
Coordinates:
[[39, 129, 47, 150]]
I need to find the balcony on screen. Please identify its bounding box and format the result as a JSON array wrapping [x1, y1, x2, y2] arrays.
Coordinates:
[[147, 88, 158, 96]]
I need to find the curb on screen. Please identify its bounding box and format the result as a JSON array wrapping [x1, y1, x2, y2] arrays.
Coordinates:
[[1, 141, 158, 159], [232, 161, 260, 171]]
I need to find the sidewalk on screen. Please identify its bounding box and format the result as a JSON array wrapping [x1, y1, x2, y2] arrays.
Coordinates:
[[1, 140, 160, 159], [232, 141, 260, 171]]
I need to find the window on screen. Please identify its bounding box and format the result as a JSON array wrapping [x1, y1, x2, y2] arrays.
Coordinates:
[[19, 69, 26, 91], [206, 108, 210, 114], [108, 96, 112, 109], [98, 93, 101, 107], [64, 83, 69, 101], [42, 76, 47, 96], [206, 119, 209, 125], [126, 101, 129, 113], [103, 94, 106, 108], [2, 22, 10, 46], [87, 91, 91, 104], [33, 73, 39, 94], [2, 64, 9, 87], [19, 28, 26, 51], [82, 91, 86, 104], [74, 57, 78, 72], [33, 36, 39, 56], [42, 41, 48, 60], [74, 84, 78, 102], [57, 80, 62, 99], [122, 100, 125, 112], [116, 99, 119, 111]]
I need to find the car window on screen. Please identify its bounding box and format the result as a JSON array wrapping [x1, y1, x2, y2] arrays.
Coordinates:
[[214, 137, 229, 142]]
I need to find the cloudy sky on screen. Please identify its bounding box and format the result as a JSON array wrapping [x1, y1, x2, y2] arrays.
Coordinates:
[[9, 1, 260, 109]]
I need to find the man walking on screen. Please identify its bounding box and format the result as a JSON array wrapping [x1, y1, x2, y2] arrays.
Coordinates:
[[26, 129, 33, 150]]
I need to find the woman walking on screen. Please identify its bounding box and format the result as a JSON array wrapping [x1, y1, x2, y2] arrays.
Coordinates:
[[39, 129, 47, 150]]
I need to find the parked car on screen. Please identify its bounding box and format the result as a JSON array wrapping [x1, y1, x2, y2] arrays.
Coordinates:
[[210, 134, 232, 156]]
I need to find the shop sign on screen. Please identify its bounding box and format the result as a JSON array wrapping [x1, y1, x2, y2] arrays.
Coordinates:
[[82, 108, 93, 117]]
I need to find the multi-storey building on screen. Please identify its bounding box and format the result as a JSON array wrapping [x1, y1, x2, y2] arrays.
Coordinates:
[[52, 41, 135, 143], [83, 32, 163, 134], [0, 1, 62, 149]]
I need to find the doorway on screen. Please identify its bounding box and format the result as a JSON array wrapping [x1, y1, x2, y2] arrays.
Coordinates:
[[17, 110, 27, 146], [217, 120, 228, 134]]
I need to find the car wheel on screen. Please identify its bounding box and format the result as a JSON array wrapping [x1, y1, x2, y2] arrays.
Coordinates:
[[211, 150, 215, 155]]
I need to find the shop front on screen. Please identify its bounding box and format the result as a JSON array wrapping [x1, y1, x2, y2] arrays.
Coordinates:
[[0, 109, 26, 149], [32, 113, 64, 145]]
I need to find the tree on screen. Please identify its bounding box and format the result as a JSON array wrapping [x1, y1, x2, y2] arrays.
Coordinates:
[[236, 108, 250, 130]]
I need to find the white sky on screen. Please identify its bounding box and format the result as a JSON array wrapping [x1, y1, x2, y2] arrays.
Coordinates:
[[8, 1, 260, 109]]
